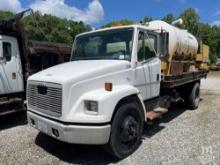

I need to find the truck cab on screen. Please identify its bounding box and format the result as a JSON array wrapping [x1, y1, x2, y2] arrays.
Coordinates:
[[0, 35, 24, 95], [27, 24, 166, 158], [27, 23, 207, 159]]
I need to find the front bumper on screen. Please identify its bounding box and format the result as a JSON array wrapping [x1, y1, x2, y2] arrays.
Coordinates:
[[27, 111, 111, 145]]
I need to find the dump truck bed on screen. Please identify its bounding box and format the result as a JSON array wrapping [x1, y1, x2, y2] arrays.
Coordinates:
[[27, 41, 71, 74], [0, 11, 72, 76]]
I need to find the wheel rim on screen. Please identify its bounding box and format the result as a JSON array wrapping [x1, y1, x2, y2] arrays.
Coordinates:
[[120, 115, 139, 144]]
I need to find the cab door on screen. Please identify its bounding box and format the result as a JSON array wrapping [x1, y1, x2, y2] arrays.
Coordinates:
[[0, 41, 7, 94], [0, 36, 23, 94], [134, 30, 160, 100]]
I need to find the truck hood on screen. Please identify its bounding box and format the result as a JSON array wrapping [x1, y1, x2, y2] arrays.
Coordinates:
[[28, 60, 131, 84]]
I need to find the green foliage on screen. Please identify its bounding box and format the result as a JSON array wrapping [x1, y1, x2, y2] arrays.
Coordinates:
[[198, 23, 210, 44], [102, 19, 134, 28], [197, 23, 220, 64], [0, 9, 220, 64], [142, 16, 154, 23], [178, 8, 220, 64], [0, 11, 13, 20], [179, 8, 200, 35], [102, 17, 153, 27], [162, 13, 175, 24], [23, 12, 91, 44], [0, 11, 91, 44]]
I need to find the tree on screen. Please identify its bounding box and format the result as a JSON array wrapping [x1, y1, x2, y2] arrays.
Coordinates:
[[0, 11, 13, 20], [142, 16, 154, 23], [162, 13, 175, 24], [1, 9, 220, 64], [23, 12, 91, 44], [198, 23, 220, 64], [198, 23, 211, 44], [102, 19, 134, 28], [208, 26, 220, 63], [179, 8, 200, 35], [0, 10, 91, 44]]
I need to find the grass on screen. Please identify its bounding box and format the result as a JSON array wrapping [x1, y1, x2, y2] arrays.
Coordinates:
[[208, 71, 220, 77]]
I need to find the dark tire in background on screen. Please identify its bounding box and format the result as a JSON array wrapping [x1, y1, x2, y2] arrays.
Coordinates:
[[104, 102, 144, 159], [182, 82, 201, 110]]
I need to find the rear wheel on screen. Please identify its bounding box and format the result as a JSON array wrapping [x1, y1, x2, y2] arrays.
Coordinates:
[[183, 82, 200, 110], [104, 102, 144, 159]]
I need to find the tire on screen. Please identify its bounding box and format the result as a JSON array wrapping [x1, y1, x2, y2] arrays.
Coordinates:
[[104, 102, 144, 159], [184, 82, 200, 110]]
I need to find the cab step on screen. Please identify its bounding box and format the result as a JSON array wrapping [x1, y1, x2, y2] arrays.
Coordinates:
[[0, 108, 24, 116], [0, 98, 23, 106], [146, 107, 168, 124], [0, 97, 25, 116]]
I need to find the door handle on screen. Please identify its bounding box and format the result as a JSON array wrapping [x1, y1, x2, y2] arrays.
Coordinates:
[[12, 73, 16, 79], [156, 73, 160, 81]]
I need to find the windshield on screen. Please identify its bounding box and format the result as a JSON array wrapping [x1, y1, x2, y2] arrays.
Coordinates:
[[71, 28, 134, 61]]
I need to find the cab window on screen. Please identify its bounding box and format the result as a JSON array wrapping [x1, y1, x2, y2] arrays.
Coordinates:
[[137, 31, 156, 61], [72, 28, 134, 61], [3, 42, 12, 62]]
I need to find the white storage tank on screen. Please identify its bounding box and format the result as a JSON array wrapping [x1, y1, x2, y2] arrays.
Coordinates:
[[147, 20, 199, 60]]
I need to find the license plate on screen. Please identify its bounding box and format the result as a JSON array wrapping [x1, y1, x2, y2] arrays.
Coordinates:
[[38, 121, 48, 133]]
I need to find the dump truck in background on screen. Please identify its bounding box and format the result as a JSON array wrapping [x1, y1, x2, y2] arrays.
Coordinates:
[[0, 11, 71, 115], [27, 20, 209, 159]]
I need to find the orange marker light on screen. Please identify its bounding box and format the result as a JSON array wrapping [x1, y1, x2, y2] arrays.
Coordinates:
[[105, 83, 113, 91]]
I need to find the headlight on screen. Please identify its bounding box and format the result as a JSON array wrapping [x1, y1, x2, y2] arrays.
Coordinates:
[[84, 100, 98, 113]]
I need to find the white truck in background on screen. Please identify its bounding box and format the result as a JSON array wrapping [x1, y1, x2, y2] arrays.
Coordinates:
[[216, 59, 220, 66], [27, 20, 209, 159], [0, 11, 71, 115]]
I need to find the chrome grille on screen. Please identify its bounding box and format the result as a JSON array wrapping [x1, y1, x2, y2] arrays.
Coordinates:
[[27, 81, 62, 117]]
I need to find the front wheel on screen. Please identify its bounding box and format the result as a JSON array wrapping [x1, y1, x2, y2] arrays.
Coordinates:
[[104, 102, 144, 159]]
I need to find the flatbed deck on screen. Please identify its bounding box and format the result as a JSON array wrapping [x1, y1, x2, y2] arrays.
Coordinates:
[[161, 70, 208, 88]]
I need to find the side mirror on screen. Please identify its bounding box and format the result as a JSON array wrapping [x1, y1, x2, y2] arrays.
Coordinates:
[[159, 32, 169, 57]]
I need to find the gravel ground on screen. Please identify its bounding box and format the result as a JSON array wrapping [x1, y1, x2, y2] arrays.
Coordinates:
[[0, 76, 220, 165]]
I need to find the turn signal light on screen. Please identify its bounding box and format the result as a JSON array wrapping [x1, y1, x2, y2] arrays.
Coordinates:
[[105, 82, 112, 91]]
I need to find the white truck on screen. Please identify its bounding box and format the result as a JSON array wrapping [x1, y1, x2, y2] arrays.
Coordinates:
[[27, 20, 209, 159], [0, 11, 71, 115], [216, 59, 220, 66]]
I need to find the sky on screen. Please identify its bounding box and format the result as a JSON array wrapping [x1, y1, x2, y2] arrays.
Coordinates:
[[0, 0, 220, 27]]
